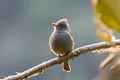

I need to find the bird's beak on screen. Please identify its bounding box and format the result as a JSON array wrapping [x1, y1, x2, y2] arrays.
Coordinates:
[[52, 23, 57, 26]]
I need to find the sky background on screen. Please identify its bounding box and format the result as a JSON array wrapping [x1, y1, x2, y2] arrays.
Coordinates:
[[0, 0, 110, 80]]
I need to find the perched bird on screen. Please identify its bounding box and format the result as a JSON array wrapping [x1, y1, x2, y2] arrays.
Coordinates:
[[49, 19, 74, 72]]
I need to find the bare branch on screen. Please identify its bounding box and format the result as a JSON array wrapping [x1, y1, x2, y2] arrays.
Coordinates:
[[2, 39, 120, 80]]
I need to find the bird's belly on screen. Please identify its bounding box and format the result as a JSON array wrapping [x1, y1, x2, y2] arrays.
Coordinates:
[[49, 32, 73, 56]]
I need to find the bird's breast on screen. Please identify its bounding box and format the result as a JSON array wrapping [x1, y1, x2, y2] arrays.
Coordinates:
[[49, 32, 73, 56]]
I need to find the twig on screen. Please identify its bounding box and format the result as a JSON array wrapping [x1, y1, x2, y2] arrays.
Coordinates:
[[2, 39, 120, 80]]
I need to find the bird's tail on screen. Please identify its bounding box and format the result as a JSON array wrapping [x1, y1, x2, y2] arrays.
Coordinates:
[[62, 60, 71, 72]]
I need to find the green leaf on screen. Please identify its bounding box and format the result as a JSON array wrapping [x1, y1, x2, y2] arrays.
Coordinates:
[[92, 0, 120, 33]]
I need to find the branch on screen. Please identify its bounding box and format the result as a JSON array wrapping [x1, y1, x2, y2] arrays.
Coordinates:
[[2, 39, 120, 80]]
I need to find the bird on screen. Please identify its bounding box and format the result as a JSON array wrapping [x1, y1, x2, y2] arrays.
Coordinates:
[[49, 19, 74, 72]]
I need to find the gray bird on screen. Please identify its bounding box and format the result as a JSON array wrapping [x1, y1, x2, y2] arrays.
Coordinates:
[[49, 19, 74, 72]]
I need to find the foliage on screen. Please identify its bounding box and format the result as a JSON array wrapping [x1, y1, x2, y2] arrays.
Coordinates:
[[92, 0, 120, 33], [92, 0, 120, 80]]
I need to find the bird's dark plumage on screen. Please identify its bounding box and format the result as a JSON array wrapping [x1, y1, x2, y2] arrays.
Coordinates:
[[49, 19, 74, 72]]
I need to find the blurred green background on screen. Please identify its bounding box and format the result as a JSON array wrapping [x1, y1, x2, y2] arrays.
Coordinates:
[[0, 0, 107, 80]]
